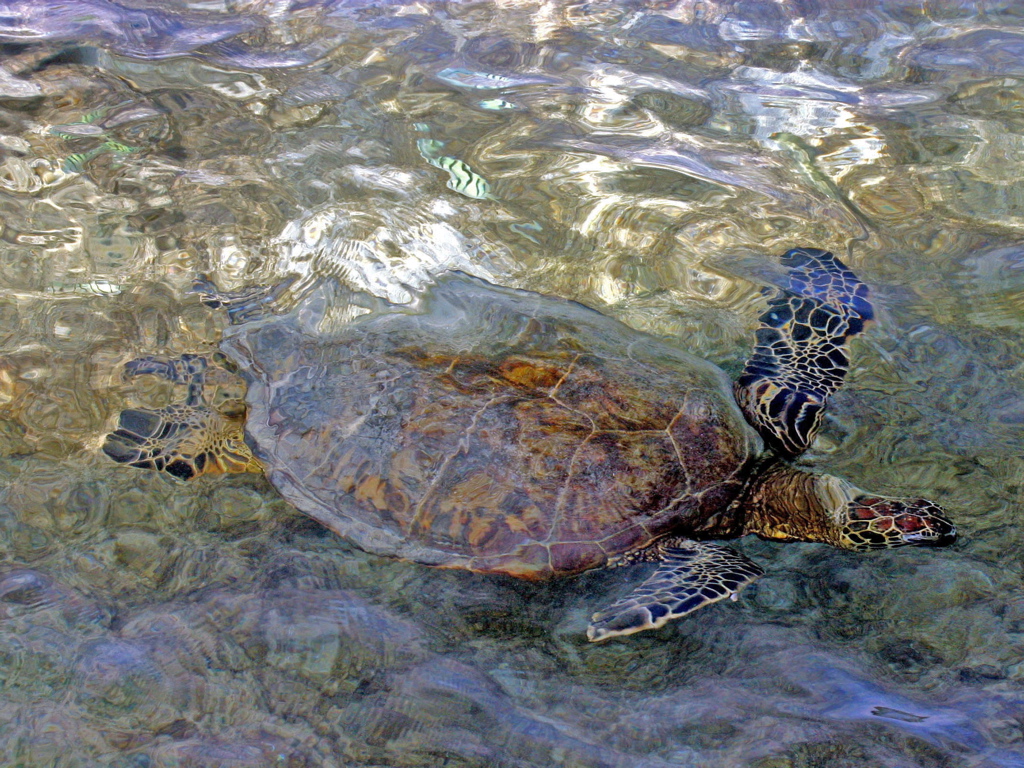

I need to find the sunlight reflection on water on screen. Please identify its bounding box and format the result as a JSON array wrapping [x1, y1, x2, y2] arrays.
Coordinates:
[[1, 1, 1023, 766]]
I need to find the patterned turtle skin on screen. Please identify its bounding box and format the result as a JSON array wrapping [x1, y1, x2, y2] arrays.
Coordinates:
[[218, 273, 761, 579]]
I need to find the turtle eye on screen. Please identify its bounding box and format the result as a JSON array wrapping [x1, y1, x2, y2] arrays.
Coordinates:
[[894, 513, 926, 533]]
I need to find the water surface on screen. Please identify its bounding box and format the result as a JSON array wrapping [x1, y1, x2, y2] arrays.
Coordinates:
[[1, 1, 1023, 766]]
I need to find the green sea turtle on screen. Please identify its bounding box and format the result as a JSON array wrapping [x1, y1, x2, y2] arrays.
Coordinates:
[[103, 248, 956, 641]]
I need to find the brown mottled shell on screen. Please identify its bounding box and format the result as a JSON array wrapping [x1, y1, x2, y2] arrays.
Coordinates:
[[222, 274, 762, 579]]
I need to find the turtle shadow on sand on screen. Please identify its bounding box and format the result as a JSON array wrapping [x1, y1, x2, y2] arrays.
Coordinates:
[[103, 247, 956, 641]]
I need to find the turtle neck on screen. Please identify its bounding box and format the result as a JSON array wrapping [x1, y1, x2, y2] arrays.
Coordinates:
[[735, 456, 846, 547]]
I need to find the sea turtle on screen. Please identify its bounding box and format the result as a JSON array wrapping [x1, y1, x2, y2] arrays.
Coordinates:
[[103, 248, 956, 641]]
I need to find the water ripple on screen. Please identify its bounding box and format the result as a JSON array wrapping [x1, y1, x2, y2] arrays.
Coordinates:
[[0, 1, 1022, 766]]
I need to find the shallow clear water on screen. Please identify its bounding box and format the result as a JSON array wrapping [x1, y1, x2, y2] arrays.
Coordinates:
[[1, 1, 1023, 765]]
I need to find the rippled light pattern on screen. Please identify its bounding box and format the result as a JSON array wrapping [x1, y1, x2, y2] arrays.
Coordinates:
[[0, 1, 1022, 766]]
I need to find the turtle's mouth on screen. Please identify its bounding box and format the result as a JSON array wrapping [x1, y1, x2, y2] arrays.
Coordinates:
[[903, 519, 957, 547]]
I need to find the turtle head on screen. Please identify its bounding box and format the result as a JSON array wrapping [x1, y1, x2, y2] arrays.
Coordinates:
[[815, 474, 956, 550], [743, 464, 956, 551], [837, 492, 957, 551]]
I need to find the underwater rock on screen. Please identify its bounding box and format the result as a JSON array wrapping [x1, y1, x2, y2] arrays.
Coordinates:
[[141, 732, 317, 768], [335, 655, 673, 768], [196, 588, 429, 690], [73, 638, 197, 731], [0, 623, 78, 701], [0, 701, 111, 767], [0, 568, 111, 629]]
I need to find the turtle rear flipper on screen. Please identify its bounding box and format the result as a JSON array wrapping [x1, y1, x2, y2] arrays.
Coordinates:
[[103, 403, 259, 480], [587, 540, 763, 642], [103, 354, 260, 480], [736, 247, 874, 457]]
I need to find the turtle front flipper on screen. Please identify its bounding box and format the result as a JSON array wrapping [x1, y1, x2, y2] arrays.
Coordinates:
[[587, 540, 763, 642], [735, 247, 874, 457], [102, 355, 261, 480]]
